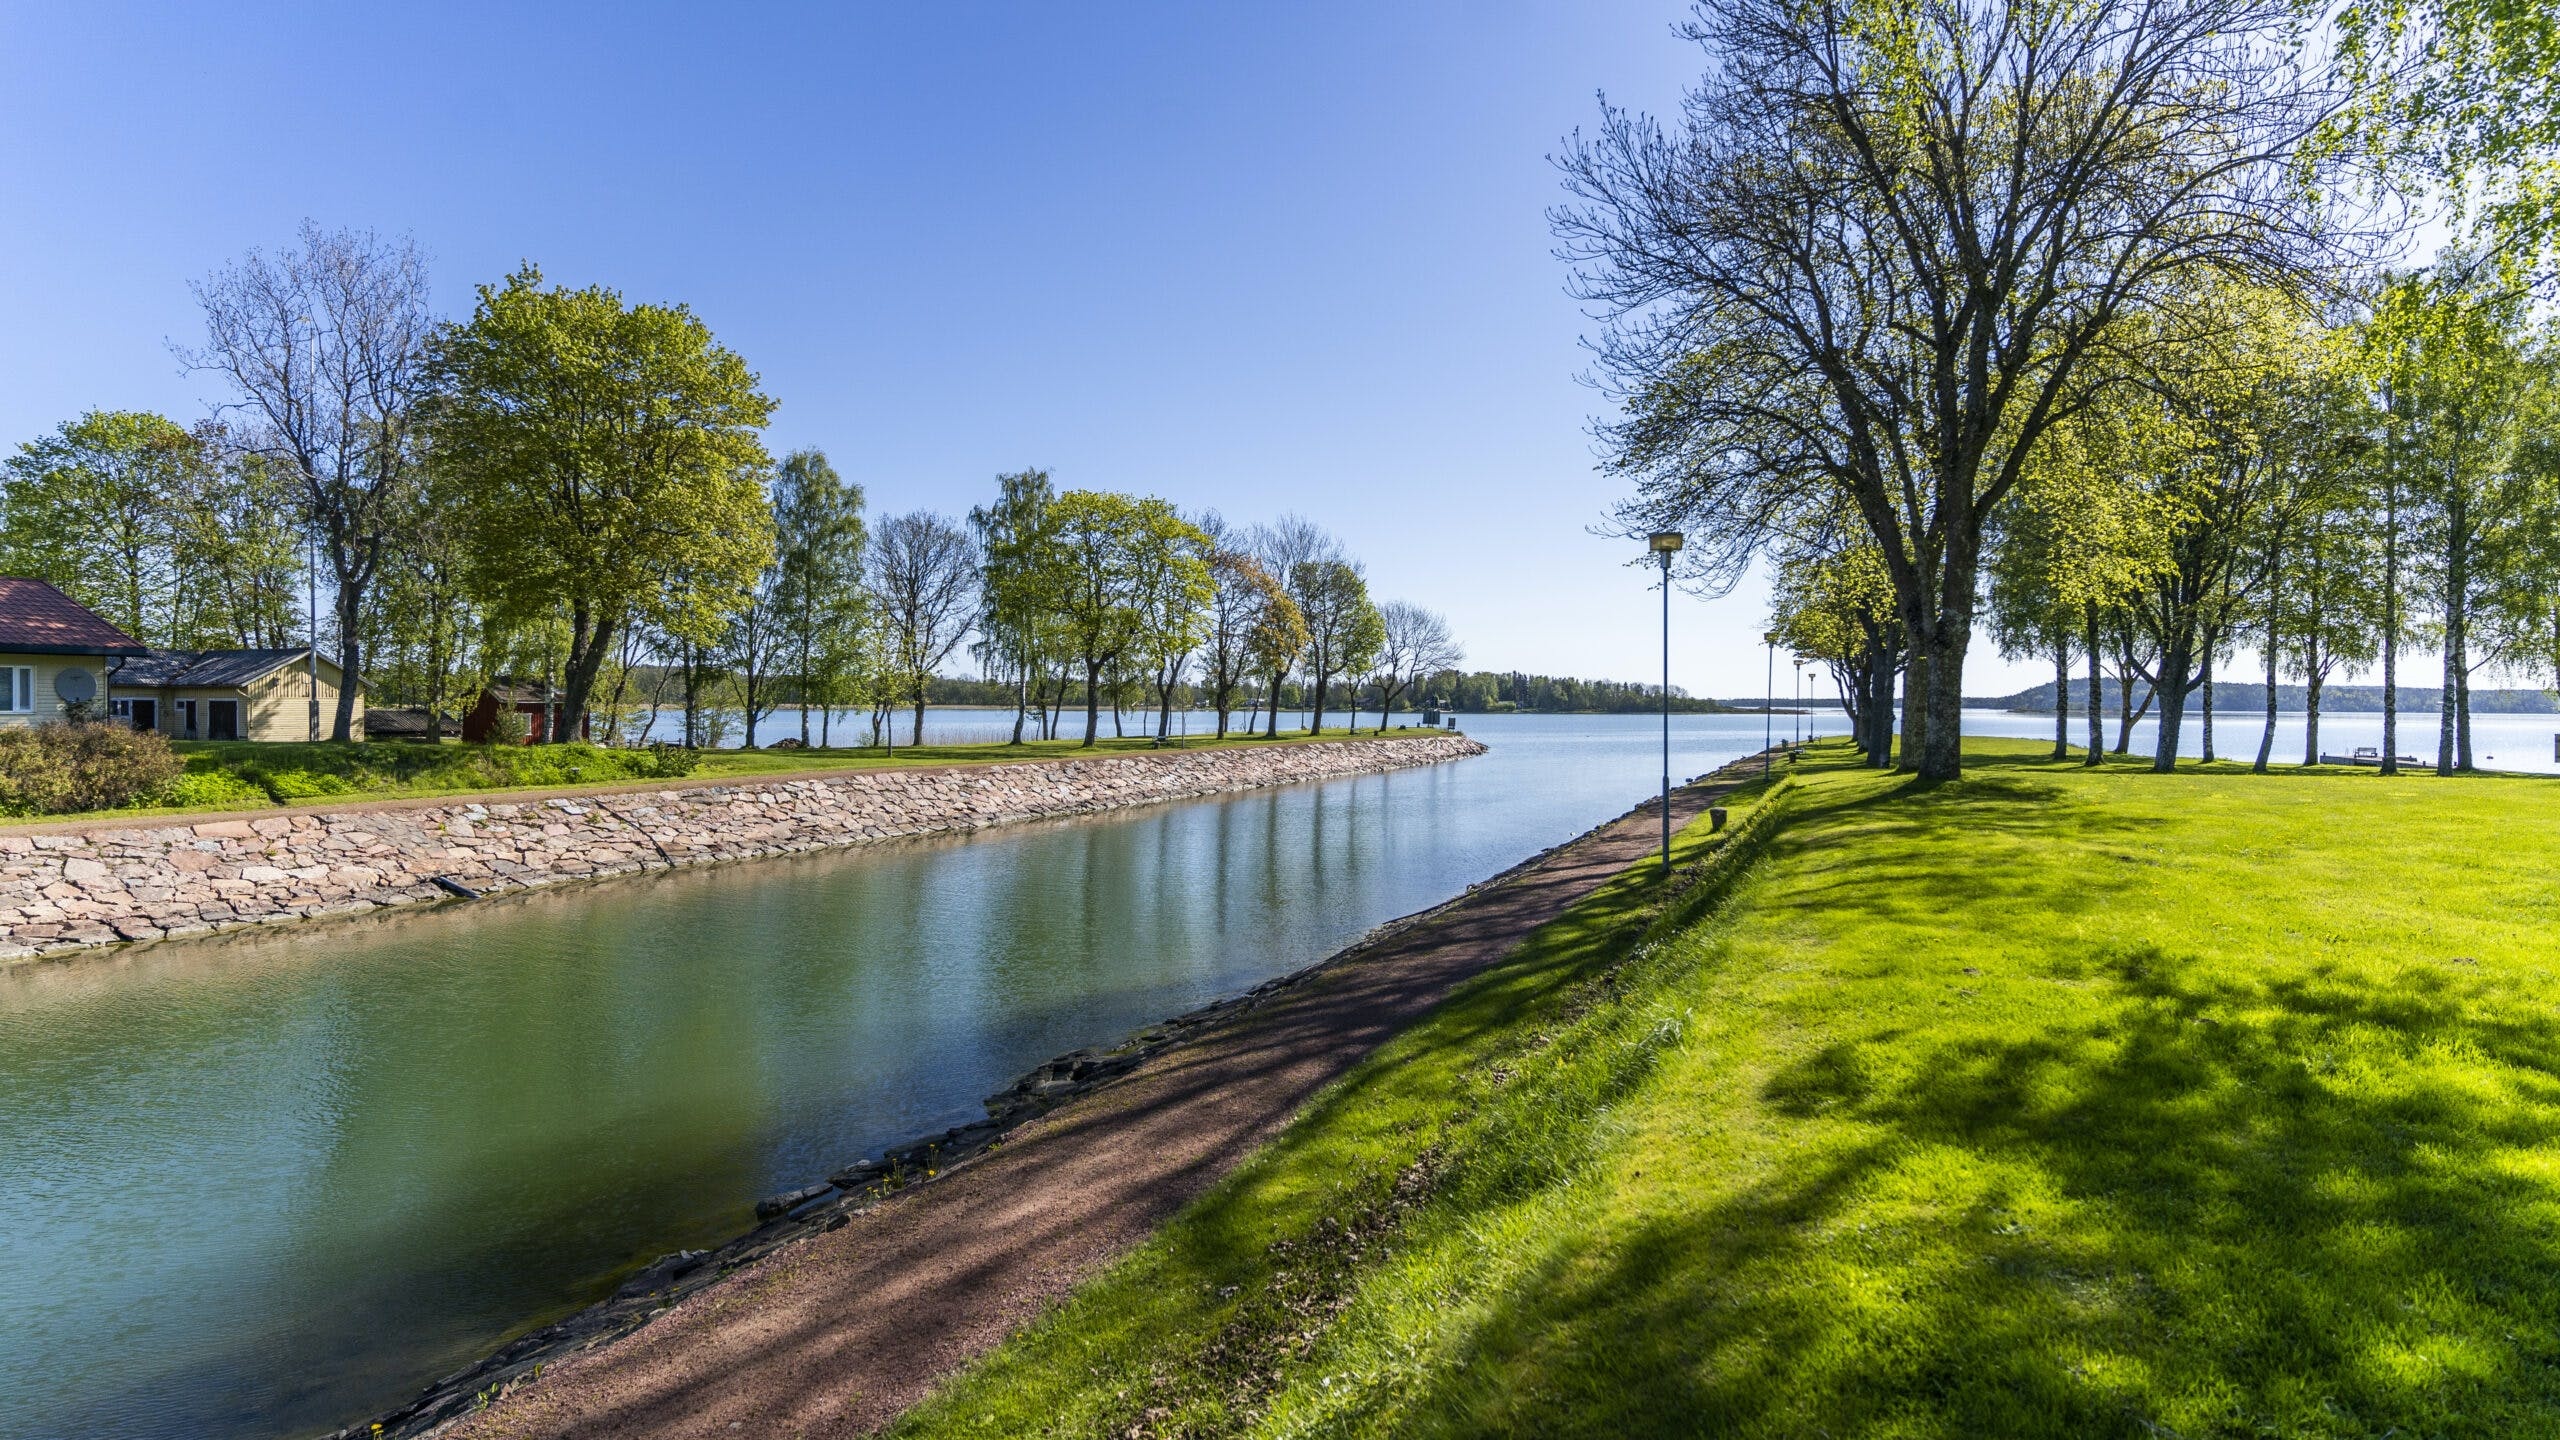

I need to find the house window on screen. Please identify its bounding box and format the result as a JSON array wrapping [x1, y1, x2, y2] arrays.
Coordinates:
[[177, 699, 198, 738], [0, 667, 29, 714]]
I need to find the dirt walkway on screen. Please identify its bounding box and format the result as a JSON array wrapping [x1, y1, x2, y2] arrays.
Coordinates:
[[440, 775, 1740, 1439]]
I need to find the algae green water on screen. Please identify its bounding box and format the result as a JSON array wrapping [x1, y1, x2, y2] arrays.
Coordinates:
[[0, 716, 1779, 1440]]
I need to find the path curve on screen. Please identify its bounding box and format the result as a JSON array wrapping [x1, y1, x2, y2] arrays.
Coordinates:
[[437, 772, 1743, 1439]]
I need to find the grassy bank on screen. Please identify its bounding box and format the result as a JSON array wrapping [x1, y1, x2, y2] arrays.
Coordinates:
[[890, 739, 2560, 1439], [15, 725, 1450, 826]]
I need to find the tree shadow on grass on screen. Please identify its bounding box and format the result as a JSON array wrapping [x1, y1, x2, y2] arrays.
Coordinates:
[[1394, 943, 2560, 1439]]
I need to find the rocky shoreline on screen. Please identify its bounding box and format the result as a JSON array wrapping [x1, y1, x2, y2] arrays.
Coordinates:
[[0, 733, 1483, 965], [336, 772, 1654, 1440]]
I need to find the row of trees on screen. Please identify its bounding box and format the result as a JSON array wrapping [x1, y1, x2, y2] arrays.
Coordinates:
[[1771, 270, 2560, 776], [2, 231, 1462, 749], [1568, 0, 2560, 778]]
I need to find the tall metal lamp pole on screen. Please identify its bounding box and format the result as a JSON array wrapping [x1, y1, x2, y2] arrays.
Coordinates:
[[1762, 632, 1778, 777], [1649, 531, 1683, 874]]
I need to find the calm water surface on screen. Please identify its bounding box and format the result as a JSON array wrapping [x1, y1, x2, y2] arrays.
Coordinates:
[[0, 714, 1768, 1440]]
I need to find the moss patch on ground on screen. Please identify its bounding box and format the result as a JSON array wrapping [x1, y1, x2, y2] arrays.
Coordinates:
[[889, 739, 2560, 1440]]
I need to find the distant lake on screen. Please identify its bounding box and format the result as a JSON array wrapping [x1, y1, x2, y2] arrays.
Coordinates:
[[1955, 706, 2560, 774], [644, 702, 2560, 776]]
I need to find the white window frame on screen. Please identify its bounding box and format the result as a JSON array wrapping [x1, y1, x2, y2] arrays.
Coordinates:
[[0, 667, 30, 715]]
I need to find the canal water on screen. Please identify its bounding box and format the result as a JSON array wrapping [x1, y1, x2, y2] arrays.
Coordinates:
[[4, 706, 2549, 1440], [0, 714, 1768, 1440]]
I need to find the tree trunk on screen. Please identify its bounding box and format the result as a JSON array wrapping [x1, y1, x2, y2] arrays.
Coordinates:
[[913, 688, 928, 750], [2303, 650, 2322, 766], [2051, 637, 2070, 761], [2457, 660, 2474, 772], [1309, 670, 1329, 737], [1264, 671, 1285, 738], [2255, 535, 2280, 773], [1898, 649, 1928, 773], [2151, 632, 2194, 773], [2083, 605, 2104, 767], [331, 576, 365, 741], [1082, 659, 1103, 746], [1864, 646, 1897, 767], [2198, 646, 2215, 765], [2440, 487, 2468, 774], [557, 600, 618, 750], [2254, 618, 2279, 774], [1012, 661, 1030, 745], [2380, 440, 2402, 776]]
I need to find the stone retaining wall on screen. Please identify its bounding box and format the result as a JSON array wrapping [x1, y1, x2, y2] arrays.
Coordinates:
[[0, 734, 1485, 963]]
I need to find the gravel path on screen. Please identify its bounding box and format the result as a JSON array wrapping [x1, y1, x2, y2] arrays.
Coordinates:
[[439, 774, 1739, 1439]]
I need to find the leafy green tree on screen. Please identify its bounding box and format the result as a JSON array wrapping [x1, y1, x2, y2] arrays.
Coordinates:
[[1047, 491, 1207, 746], [1198, 516, 1303, 738], [2367, 266, 2539, 772], [1776, 540, 1906, 767], [724, 476, 791, 747], [426, 264, 777, 738], [1293, 558, 1381, 735], [2338, 0, 2560, 257], [772, 450, 869, 748], [970, 469, 1061, 743], [2, 410, 202, 642], [1134, 516, 1214, 737], [368, 455, 481, 723], [169, 433, 305, 650]]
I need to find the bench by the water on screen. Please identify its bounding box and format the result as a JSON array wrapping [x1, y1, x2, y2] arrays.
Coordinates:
[[2319, 746, 2434, 770]]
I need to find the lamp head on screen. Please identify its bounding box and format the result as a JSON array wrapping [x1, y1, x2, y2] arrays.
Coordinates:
[[1647, 530, 1684, 555]]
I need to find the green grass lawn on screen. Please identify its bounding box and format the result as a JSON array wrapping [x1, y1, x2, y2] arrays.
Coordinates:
[[13, 724, 1450, 826], [889, 738, 2560, 1439]]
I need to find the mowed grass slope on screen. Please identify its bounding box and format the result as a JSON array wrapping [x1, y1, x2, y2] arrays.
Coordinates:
[[891, 739, 2560, 1440]]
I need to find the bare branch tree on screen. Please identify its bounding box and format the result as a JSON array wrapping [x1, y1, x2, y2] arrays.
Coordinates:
[[1251, 515, 1337, 737], [867, 511, 979, 748], [1368, 600, 1462, 732], [1558, 0, 2388, 777], [179, 222, 433, 740]]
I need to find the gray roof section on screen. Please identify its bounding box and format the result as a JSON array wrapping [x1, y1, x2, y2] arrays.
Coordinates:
[[116, 647, 319, 690]]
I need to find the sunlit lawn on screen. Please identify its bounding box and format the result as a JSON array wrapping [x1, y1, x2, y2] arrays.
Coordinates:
[[892, 738, 2560, 1439]]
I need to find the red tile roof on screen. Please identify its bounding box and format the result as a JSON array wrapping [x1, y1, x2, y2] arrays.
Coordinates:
[[0, 578, 147, 655]]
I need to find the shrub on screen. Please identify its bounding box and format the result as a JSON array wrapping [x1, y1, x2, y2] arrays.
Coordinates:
[[0, 722, 187, 816], [157, 769, 270, 810], [639, 742, 700, 778]]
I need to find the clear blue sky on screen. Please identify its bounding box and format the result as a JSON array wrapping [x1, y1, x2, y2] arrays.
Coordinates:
[[0, 1, 2069, 698]]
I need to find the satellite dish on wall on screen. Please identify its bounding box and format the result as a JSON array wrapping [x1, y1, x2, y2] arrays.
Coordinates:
[[53, 668, 96, 705]]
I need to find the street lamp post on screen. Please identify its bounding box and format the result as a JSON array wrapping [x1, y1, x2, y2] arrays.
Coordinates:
[[1762, 632, 1778, 777], [1649, 531, 1684, 875]]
